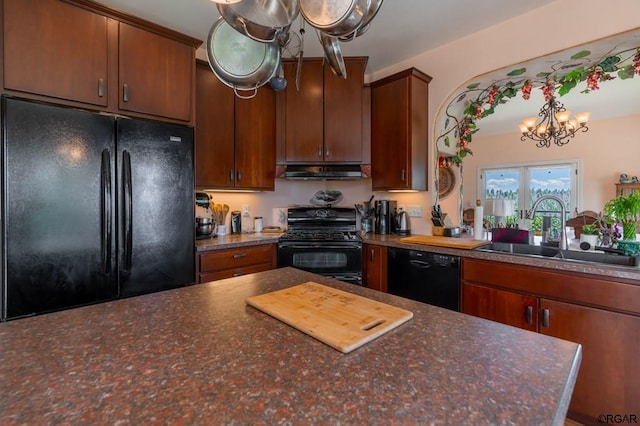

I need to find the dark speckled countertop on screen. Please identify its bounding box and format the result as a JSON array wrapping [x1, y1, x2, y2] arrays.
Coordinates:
[[0, 268, 581, 425]]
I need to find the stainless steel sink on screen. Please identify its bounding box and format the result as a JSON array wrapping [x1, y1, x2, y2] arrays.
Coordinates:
[[475, 242, 640, 267]]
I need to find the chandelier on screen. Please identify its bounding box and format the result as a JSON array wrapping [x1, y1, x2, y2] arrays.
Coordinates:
[[518, 96, 590, 148]]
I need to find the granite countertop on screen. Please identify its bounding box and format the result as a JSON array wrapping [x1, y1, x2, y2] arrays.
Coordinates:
[[363, 233, 640, 282], [0, 268, 581, 425], [196, 232, 282, 252]]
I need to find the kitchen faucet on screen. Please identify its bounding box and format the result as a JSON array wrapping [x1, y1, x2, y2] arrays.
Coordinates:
[[527, 195, 568, 250]]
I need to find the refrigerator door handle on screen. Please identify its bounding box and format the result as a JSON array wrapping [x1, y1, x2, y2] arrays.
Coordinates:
[[122, 150, 133, 276], [100, 149, 112, 275]]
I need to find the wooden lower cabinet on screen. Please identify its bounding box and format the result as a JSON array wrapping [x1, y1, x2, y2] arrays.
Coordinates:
[[539, 299, 640, 424], [363, 243, 387, 292], [197, 244, 277, 283], [462, 258, 640, 424], [462, 282, 538, 332]]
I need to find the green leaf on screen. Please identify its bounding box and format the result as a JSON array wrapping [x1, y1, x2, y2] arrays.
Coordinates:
[[444, 136, 451, 147], [618, 65, 636, 80], [562, 67, 587, 82], [506, 68, 527, 77], [558, 80, 577, 96], [570, 50, 591, 60], [503, 87, 518, 98], [459, 150, 468, 158], [466, 83, 480, 90], [536, 72, 551, 79], [598, 56, 621, 72]]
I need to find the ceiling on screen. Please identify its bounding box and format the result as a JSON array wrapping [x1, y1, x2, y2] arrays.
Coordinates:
[[93, 0, 639, 135]]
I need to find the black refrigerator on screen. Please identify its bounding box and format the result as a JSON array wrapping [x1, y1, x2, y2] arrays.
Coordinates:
[[1, 97, 195, 320]]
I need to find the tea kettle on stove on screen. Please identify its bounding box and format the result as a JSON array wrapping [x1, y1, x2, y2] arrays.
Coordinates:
[[393, 209, 411, 236]]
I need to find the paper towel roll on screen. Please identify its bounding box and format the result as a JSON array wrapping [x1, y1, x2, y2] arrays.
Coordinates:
[[473, 206, 484, 240]]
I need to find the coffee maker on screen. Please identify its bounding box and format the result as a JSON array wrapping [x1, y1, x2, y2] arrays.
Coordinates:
[[374, 200, 397, 234]]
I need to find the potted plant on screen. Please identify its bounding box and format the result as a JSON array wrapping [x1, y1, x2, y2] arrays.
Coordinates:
[[603, 191, 640, 241], [580, 223, 599, 248]]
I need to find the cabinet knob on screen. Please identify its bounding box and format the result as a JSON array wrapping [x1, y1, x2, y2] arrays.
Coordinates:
[[526, 305, 533, 325], [98, 79, 105, 98], [123, 84, 129, 102], [542, 308, 550, 328]]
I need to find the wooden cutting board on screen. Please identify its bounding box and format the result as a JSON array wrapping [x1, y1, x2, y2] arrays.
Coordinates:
[[399, 235, 491, 249], [246, 282, 413, 353]]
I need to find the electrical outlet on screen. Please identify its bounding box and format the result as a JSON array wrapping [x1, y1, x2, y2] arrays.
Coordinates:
[[242, 204, 250, 217], [407, 205, 422, 217]]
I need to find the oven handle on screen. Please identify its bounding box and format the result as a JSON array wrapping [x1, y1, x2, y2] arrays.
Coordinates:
[[279, 243, 362, 250]]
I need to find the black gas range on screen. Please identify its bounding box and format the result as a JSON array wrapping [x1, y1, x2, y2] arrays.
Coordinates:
[[278, 206, 363, 285]]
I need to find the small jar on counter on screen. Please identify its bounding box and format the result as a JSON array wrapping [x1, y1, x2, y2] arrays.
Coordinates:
[[254, 216, 263, 233]]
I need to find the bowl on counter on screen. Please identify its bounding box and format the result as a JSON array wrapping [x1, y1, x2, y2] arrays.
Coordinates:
[[196, 217, 215, 237]]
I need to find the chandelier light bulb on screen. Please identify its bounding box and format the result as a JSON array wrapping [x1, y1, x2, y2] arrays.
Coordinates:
[[575, 112, 590, 125], [555, 110, 571, 124]]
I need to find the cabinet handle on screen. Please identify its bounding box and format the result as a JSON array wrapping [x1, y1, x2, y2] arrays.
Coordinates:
[[229, 170, 234, 182], [325, 147, 330, 158], [232, 272, 244, 277], [526, 305, 533, 325], [98, 79, 105, 97], [542, 308, 550, 328], [370, 248, 375, 261], [317, 147, 322, 158], [401, 169, 406, 182], [233, 253, 247, 259], [237, 170, 242, 182], [123, 84, 129, 102]]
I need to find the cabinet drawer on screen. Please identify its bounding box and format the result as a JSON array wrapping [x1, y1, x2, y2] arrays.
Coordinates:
[[199, 263, 275, 283], [199, 244, 275, 273]]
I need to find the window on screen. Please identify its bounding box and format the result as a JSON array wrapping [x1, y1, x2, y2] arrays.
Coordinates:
[[479, 160, 580, 238]]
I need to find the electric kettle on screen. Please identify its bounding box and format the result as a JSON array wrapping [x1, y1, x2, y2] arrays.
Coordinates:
[[393, 210, 411, 236]]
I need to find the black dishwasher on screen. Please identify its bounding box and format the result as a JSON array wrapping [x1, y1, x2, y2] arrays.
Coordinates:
[[387, 247, 461, 311]]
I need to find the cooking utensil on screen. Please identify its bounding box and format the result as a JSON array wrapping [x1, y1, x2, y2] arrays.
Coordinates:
[[195, 217, 214, 236], [318, 30, 347, 78], [299, 0, 372, 38], [269, 61, 287, 91], [338, 0, 383, 41], [296, 17, 305, 91], [206, 18, 280, 99], [216, 0, 299, 43], [246, 282, 413, 353]]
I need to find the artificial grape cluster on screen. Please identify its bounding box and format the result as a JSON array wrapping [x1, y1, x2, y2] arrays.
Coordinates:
[[521, 80, 532, 100], [634, 50, 640, 76], [542, 81, 555, 102], [487, 86, 499, 105], [587, 70, 601, 90]]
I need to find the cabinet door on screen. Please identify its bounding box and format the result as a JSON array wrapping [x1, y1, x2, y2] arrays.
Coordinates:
[[3, 0, 108, 106], [118, 22, 193, 121], [195, 63, 235, 189], [283, 59, 324, 162], [539, 299, 640, 422], [235, 88, 276, 190], [364, 244, 387, 292], [371, 76, 410, 189], [323, 58, 366, 163], [462, 282, 538, 331]]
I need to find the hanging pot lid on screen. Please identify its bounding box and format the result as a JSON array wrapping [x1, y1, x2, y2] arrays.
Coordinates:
[[338, 0, 384, 41], [206, 18, 280, 98], [318, 30, 346, 79]]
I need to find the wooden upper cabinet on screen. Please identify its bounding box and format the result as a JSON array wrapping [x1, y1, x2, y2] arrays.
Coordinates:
[[3, 0, 109, 106], [282, 57, 367, 164], [195, 60, 276, 191], [323, 58, 366, 163], [235, 88, 276, 190], [195, 62, 235, 189], [283, 59, 324, 163], [371, 68, 431, 191], [118, 22, 193, 122]]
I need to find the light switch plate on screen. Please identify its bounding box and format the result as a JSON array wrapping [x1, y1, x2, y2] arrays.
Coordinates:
[[407, 205, 422, 217]]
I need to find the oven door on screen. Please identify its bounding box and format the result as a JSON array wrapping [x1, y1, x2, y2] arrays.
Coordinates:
[[278, 242, 362, 279]]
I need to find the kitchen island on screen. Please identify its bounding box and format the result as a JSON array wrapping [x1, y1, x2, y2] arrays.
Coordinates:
[[0, 268, 581, 425]]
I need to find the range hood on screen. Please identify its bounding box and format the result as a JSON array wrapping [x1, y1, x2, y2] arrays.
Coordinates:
[[283, 165, 364, 180]]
